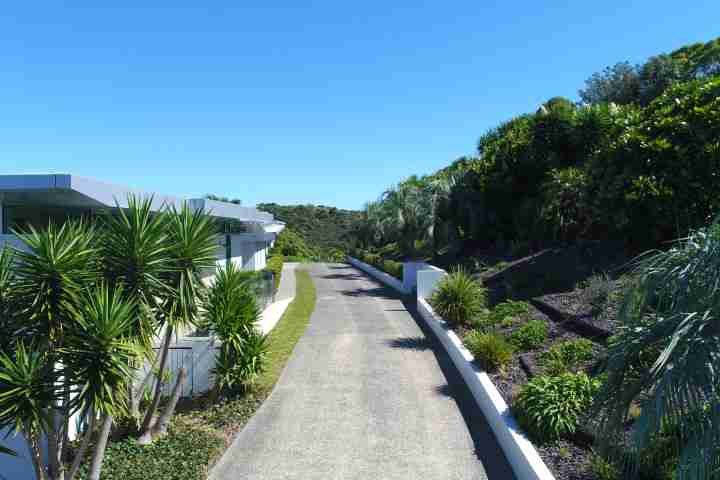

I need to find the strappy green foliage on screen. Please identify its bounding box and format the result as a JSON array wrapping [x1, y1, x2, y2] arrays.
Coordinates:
[[100, 195, 171, 351], [430, 268, 487, 327], [0, 197, 223, 479], [593, 220, 720, 479], [61, 284, 141, 417], [206, 262, 267, 392], [163, 202, 218, 328]]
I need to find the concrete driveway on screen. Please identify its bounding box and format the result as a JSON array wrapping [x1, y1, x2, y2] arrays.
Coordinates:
[[209, 263, 514, 480]]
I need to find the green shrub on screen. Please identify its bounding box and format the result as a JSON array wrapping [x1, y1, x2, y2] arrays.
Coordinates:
[[514, 372, 600, 442], [382, 260, 403, 280], [477, 300, 531, 330], [363, 252, 381, 267], [77, 419, 225, 480], [206, 263, 268, 393], [579, 272, 613, 310], [464, 331, 514, 372], [589, 453, 620, 480], [510, 319, 548, 351], [264, 255, 284, 292], [430, 269, 487, 327], [539, 338, 594, 375], [268, 228, 315, 259]]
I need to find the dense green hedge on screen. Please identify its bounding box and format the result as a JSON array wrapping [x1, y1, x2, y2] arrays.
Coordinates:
[[264, 255, 284, 292], [355, 251, 403, 280]]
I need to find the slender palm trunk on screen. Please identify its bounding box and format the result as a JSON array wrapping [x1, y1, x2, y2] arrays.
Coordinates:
[[139, 326, 173, 436], [152, 367, 187, 439], [25, 430, 45, 480], [47, 408, 66, 480], [67, 414, 96, 480], [87, 414, 112, 480], [130, 353, 160, 418]]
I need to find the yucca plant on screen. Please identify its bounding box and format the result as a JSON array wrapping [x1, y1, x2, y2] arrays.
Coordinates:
[[138, 202, 218, 444], [0, 282, 141, 480], [99, 195, 171, 418], [206, 262, 267, 394], [593, 219, 720, 479], [9, 220, 98, 480], [0, 247, 20, 355], [61, 284, 142, 480], [430, 268, 487, 327]]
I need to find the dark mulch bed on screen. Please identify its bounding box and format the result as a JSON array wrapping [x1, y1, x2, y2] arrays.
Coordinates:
[[463, 291, 615, 479], [536, 287, 622, 338], [487, 356, 528, 405], [440, 242, 637, 479], [536, 440, 597, 480]]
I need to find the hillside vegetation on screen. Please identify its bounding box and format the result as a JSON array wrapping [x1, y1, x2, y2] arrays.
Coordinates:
[[257, 203, 362, 260], [352, 36, 720, 480], [354, 37, 720, 260]]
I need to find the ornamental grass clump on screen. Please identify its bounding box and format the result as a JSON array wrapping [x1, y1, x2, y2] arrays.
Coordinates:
[[464, 331, 514, 372], [430, 269, 487, 327], [515, 372, 600, 442]]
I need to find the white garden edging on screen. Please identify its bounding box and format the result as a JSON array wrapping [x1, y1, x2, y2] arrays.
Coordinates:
[[348, 257, 409, 294], [416, 267, 554, 480], [257, 296, 294, 335]]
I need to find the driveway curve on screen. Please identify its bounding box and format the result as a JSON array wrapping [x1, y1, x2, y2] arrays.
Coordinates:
[[209, 263, 512, 480]]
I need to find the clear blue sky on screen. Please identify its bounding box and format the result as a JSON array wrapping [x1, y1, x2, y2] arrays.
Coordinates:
[[1, 2, 718, 210]]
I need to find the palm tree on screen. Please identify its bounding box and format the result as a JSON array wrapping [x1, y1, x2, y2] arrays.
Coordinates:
[[99, 195, 171, 418], [138, 201, 218, 444], [0, 245, 141, 480], [10, 220, 98, 480], [593, 219, 720, 479]]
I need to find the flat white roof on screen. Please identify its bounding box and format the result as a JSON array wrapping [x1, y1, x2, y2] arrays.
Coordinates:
[[0, 174, 276, 224]]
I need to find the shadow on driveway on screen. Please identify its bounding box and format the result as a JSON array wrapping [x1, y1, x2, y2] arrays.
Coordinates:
[[338, 286, 398, 299], [399, 298, 517, 480]]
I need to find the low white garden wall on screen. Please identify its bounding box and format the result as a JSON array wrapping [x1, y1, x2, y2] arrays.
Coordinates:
[[415, 267, 554, 480], [348, 257, 409, 294]]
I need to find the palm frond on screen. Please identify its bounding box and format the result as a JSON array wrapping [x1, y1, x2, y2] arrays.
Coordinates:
[[593, 220, 720, 479]]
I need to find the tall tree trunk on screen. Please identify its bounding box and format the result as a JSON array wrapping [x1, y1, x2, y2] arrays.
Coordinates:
[[130, 353, 160, 418], [87, 415, 112, 480], [138, 367, 186, 444], [139, 326, 173, 436], [25, 430, 45, 480], [66, 414, 96, 480], [47, 408, 65, 480]]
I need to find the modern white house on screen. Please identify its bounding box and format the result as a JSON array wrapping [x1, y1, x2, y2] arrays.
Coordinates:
[[0, 174, 285, 273], [0, 174, 287, 479]]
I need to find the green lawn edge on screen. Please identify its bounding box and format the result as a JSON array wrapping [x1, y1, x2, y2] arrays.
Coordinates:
[[258, 268, 317, 392]]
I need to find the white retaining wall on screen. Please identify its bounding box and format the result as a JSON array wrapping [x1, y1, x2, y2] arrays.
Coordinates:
[[350, 258, 554, 480], [415, 267, 554, 480], [348, 257, 408, 294]]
